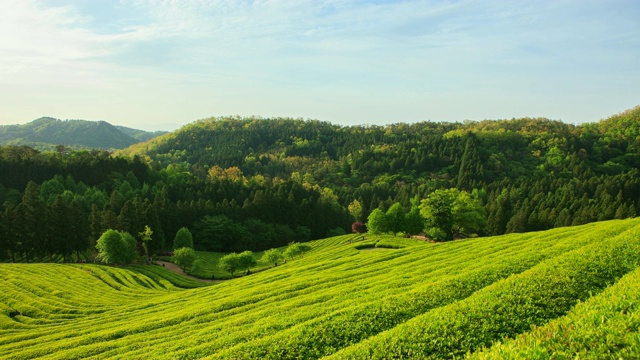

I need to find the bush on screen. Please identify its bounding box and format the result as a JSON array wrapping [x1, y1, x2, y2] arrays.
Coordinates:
[[190, 259, 203, 274], [426, 227, 448, 242], [173, 247, 197, 271]]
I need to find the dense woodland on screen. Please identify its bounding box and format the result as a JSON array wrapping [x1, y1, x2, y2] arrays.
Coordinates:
[[1, 106, 639, 262]]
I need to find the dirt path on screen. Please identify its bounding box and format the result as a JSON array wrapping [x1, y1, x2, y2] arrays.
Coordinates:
[[155, 261, 223, 283]]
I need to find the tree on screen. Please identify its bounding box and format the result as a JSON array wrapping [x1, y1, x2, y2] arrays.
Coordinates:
[[262, 248, 284, 267], [173, 227, 194, 250], [96, 229, 137, 264], [294, 226, 312, 242], [420, 189, 485, 241], [385, 203, 406, 235], [2, 202, 19, 262], [218, 252, 242, 277], [68, 200, 89, 260], [327, 227, 346, 237], [194, 215, 249, 252], [139, 225, 153, 260], [351, 222, 367, 234], [238, 250, 257, 272], [452, 191, 486, 236], [366, 208, 388, 235], [283, 242, 312, 259], [404, 206, 424, 235], [0, 208, 7, 262], [15, 181, 47, 262], [172, 247, 197, 271], [348, 199, 363, 221]]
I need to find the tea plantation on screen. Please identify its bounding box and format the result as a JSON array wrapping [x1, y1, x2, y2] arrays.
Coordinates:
[[1, 218, 640, 359]]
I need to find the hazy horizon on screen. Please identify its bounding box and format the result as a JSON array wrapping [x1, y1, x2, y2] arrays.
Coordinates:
[[1, 1, 638, 132]]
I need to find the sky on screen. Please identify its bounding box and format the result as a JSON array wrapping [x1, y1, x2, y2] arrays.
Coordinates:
[[0, 0, 638, 131]]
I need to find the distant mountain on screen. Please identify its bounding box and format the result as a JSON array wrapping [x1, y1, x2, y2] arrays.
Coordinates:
[[115, 125, 168, 142], [0, 117, 164, 150]]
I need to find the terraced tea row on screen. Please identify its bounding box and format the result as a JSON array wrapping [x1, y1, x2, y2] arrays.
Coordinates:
[[470, 265, 640, 359], [1, 219, 639, 359], [328, 221, 640, 359]]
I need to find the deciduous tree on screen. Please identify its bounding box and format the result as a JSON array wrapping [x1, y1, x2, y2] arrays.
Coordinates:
[[420, 189, 485, 241], [283, 242, 312, 259], [262, 248, 283, 267], [218, 252, 241, 277], [238, 250, 257, 272], [96, 229, 138, 264], [173, 227, 194, 250], [173, 247, 197, 271], [366, 208, 388, 235]]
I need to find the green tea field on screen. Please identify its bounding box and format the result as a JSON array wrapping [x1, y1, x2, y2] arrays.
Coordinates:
[[1, 218, 640, 359]]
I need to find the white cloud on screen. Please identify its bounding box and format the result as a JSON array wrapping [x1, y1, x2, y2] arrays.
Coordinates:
[[0, 0, 637, 128]]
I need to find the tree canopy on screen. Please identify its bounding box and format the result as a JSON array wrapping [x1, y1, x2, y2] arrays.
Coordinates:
[[1, 107, 640, 261], [173, 227, 194, 250], [420, 189, 486, 241], [172, 247, 197, 271], [95, 229, 138, 264]]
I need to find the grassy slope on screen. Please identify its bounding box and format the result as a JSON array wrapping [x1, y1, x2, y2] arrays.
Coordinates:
[[0, 219, 639, 359]]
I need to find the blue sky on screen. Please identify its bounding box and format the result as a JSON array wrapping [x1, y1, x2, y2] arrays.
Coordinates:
[[0, 0, 638, 131]]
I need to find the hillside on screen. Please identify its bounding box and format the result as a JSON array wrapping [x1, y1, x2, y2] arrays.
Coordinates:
[[115, 106, 640, 241], [115, 125, 168, 142], [0, 117, 163, 150], [1, 218, 639, 359], [1, 107, 640, 261]]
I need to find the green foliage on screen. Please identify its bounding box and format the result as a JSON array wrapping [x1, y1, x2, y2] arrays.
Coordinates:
[[218, 252, 242, 276], [238, 250, 257, 272], [327, 227, 346, 237], [2, 107, 640, 261], [366, 208, 388, 235], [173, 227, 194, 250], [262, 248, 284, 266], [95, 229, 138, 264], [283, 241, 312, 259], [172, 247, 197, 271], [420, 188, 485, 241], [403, 206, 424, 235], [348, 199, 363, 221], [139, 225, 153, 259], [385, 202, 406, 235]]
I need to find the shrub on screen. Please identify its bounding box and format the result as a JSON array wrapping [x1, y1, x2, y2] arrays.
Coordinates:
[[173, 247, 197, 271]]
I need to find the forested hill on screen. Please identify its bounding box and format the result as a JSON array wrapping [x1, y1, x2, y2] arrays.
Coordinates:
[[114, 125, 167, 142], [0, 117, 165, 150], [0, 107, 639, 261], [124, 107, 640, 183], [122, 106, 640, 231]]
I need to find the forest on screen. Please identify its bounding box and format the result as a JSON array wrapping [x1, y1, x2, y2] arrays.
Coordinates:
[[1, 106, 639, 261]]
